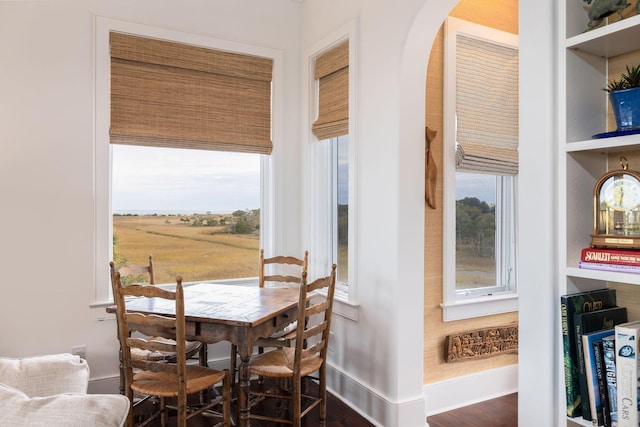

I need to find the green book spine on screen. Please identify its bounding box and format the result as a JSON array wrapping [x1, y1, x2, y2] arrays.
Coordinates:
[[574, 306, 628, 421], [561, 289, 617, 418]]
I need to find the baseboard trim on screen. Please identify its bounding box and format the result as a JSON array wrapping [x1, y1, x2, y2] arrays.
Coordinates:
[[326, 364, 428, 427], [89, 359, 435, 427], [423, 364, 518, 417]]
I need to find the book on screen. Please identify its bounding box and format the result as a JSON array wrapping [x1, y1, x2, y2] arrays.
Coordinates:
[[594, 339, 612, 427], [602, 335, 619, 427], [575, 307, 628, 421], [590, 334, 612, 427], [615, 321, 640, 427], [582, 248, 640, 266], [562, 289, 618, 418], [579, 262, 640, 274]]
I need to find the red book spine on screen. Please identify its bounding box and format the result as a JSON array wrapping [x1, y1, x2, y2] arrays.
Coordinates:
[[581, 248, 640, 266]]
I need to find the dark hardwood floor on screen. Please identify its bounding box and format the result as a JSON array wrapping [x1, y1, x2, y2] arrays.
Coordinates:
[[427, 393, 518, 427], [133, 378, 375, 427], [133, 382, 517, 427]]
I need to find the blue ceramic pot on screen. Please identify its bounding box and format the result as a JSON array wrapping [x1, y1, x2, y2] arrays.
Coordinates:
[[610, 87, 640, 131]]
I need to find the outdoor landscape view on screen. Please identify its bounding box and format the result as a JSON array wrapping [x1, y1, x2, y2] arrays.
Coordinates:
[[113, 210, 261, 285], [455, 172, 498, 290], [112, 144, 262, 285], [455, 197, 496, 289]]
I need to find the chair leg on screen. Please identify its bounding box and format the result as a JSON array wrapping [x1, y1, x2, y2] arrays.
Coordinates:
[[161, 397, 168, 427], [126, 391, 134, 427], [319, 365, 327, 426], [292, 377, 301, 427], [257, 346, 265, 385], [199, 344, 209, 404], [199, 343, 208, 367], [223, 370, 231, 427], [229, 344, 237, 392]]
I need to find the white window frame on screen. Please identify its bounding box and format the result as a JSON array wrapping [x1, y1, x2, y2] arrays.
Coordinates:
[[92, 17, 281, 306], [303, 20, 359, 321], [441, 17, 519, 321]]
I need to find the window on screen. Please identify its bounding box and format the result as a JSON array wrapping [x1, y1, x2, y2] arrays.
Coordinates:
[[442, 17, 519, 321], [333, 135, 349, 287], [312, 134, 352, 303], [455, 172, 516, 296], [111, 145, 261, 285], [94, 18, 282, 305], [305, 22, 357, 318]]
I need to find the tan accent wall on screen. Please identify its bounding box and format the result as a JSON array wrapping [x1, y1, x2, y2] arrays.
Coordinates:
[[424, 0, 519, 384]]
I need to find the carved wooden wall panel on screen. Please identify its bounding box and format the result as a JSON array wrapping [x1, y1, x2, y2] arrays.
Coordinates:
[[445, 323, 518, 362]]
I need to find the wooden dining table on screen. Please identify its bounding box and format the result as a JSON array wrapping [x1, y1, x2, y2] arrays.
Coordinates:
[[107, 282, 299, 427]]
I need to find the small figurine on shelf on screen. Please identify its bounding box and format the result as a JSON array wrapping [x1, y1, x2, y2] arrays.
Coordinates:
[[582, 0, 631, 30]]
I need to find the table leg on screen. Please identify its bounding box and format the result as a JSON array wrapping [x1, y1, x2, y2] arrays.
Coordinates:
[[238, 350, 251, 427]]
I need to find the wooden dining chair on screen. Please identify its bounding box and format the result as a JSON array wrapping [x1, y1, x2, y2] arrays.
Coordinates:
[[110, 258, 205, 397], [229, 250, 309, 388], [256, 249, 309, 346], [116, 254, 155, 285], [259, 249, 309, 289], [113, 272, 231, 427], [247, 264, 337, 427]]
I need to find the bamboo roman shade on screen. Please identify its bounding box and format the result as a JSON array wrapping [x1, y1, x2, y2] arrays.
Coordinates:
[[312, 40, 349, 140], [110, 32, 273, 155], [455, 34, 519, 175]]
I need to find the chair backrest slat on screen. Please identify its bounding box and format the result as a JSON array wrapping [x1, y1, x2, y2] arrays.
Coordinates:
[[259, 249, 309, 288], [293, 265, 336, 375], [126, 337, 177, 354], [110, 254, 155, 289], [126, 312, 176, 329]]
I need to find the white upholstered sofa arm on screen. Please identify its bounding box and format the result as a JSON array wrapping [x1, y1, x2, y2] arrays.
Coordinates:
[[0, 354, 129, 427], [0, 353, 89, 397]]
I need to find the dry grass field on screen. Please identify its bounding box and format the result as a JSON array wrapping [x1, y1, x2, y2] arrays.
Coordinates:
[[113, 214, 260, 284], [456, 247, 495, 289]]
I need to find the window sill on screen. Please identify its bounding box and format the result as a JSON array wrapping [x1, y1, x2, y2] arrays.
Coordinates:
[[90, 300, 116, 321], [332, 289, 359, 321], [440, 293, 518, 321]]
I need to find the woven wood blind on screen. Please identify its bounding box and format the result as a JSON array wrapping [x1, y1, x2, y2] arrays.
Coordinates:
[[455, 34, 518, 175], [110, 32, 273, 155], [312, 40, 349, 140]]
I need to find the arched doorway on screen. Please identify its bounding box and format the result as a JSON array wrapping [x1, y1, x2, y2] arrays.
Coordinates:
[[400, 0, 521, 420]]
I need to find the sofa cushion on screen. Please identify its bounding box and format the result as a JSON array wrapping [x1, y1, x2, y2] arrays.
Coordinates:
[[0, 383, 129, 427], [0, 353, 89, 397]]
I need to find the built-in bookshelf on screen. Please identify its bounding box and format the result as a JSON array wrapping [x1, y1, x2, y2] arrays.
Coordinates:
[[560, 2, 640, 426]]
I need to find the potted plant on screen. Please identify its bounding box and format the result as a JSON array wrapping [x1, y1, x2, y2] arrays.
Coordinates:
[[604, 63, 640, 131]]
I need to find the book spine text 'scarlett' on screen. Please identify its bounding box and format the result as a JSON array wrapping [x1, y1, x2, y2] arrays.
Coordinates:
[[582, 248, 640, 266]]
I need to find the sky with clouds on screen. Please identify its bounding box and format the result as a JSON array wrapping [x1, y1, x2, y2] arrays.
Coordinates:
[[456, 173, 497, 204], [112, 145, 261, 214], [112, 139, 491, 214]]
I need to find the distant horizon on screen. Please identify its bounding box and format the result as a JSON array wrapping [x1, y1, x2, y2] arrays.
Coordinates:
[[113, 209, 258, 216]]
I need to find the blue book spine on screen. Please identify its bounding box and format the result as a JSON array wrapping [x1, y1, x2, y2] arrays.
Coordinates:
[[602, 336, 618, 427]]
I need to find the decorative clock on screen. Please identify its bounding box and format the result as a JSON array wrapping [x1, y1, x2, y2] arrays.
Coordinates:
[[591, 156, 640, 249]]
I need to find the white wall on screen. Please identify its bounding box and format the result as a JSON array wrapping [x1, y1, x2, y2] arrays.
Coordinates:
[[517, 1, 559, 426], [0, 0, 302, 379], [300, 1, 428, 425], [298, 1, 556, 426], [0, 0, 556, 426]]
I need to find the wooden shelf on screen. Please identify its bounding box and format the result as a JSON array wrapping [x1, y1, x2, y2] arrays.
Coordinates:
[[561, 3, 640, 426], [565, 133, 640, 153], [566, 266, 640, 286], [566, 416, 592, 427], [567, 14, 640, 57]]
